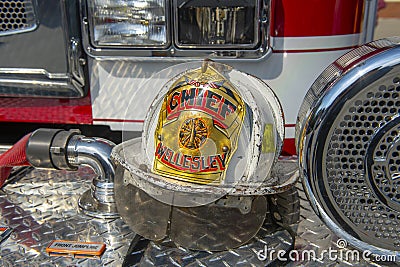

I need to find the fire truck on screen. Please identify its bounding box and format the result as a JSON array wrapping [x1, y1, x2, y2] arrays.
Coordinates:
[[0, 0, 399, 265]]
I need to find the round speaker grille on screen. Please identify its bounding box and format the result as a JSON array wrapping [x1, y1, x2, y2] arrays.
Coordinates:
[[324, 74, 400, 250], [298, 38, 400, 256]]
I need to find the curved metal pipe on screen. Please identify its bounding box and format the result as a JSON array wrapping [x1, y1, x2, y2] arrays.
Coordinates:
[[66, 134, 119, 218], [67, 135, 116, 183], [2, 128, 119, 218]]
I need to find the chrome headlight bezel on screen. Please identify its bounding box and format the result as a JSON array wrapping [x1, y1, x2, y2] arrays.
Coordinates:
[[173, 0, 261, 50], [80, 0, 270, 59], [86, 0, 170, 49]]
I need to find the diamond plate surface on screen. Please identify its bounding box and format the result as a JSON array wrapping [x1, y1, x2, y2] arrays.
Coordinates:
[[140, 221, 293, 267], [0, 166, 135, 267], [0, 147, 396, 266], [288, 183, 388, 267], [89, 60, 173, 130]]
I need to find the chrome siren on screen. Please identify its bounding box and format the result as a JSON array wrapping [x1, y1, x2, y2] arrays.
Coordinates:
[[297, 37, 400, 257]]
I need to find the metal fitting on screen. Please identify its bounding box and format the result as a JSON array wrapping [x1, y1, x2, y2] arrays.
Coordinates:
[[67, 135, 119, 219], [26, 128, 119, 219]]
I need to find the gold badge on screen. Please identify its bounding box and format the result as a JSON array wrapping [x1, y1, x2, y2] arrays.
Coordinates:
[[153, 62, 245, 184]]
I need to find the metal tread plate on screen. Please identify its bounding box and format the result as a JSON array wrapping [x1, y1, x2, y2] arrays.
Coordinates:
[[0, 165, 396, 266], [0, 167, 135, 267]]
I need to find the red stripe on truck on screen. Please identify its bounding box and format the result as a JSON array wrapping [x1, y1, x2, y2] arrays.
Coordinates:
[[271, 0, 365, 37], [0, 95, 93, 124]]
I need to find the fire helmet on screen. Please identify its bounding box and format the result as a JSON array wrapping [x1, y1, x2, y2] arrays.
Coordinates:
[[112, 60, 286, 250]]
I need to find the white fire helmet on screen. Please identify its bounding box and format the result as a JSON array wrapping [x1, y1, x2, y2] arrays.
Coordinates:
[[112, 60, 285, 250]]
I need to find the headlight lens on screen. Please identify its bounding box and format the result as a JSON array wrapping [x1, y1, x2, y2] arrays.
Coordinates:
[[88, 0, 168, 47], [175, 0, 259, 48]]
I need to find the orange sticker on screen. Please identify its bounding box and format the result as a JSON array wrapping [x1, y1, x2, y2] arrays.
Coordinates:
[[46, 240, 106, 259]]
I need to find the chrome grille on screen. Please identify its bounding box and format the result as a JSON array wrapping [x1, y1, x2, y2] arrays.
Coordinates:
[[299, 38, 400, 256], [295, 37, 400, 151], [0, 0, 36, 35], [370, 125, 400, 209], [325, 73, 400, 250]]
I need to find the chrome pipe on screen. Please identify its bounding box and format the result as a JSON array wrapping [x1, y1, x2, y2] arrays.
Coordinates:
[[66, 135, 119, 218], [67, 135, 116, 183]]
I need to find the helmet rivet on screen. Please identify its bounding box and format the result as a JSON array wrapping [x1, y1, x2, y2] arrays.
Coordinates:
[[157, 134, 162, 141], [222, 146, 229, 152]]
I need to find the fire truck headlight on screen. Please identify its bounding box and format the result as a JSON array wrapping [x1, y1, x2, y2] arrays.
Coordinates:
[[174, 0, 260, 49], [87, 0, 168, 47]]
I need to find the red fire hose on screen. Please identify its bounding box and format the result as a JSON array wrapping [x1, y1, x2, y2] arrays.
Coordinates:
[[0, 129, 83, 188], [0, 133, 32, 188]]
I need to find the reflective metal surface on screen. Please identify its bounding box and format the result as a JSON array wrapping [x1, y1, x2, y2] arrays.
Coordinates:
[[0, 167, 134, 267], [296, 37, 400, 146], [67, 135, 119, 218], [123, 183, 391, 266], [87, 0, 169, 48], [173, 0, 260, 49], [114, 169, 171, 241], [0, 0, 87, 97], [115, 161, 270, 251], [0, 146, 392, 266], [136, 217, 293, 267], [81, 0, 269, 58], [0, 0, 37, 36], [298, 37, 400, 256], [288, 183, 390, 266], [68, 135, 116, 183], [169, 195, 267, 251]]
